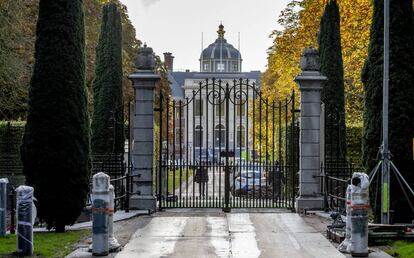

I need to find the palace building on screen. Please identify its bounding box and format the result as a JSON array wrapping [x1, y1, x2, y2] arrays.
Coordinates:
[[165, 24, 261, 161]]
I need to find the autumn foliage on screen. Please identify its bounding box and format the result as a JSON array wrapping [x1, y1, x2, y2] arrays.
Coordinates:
[[0, 0, 140, 120], [263, 0, 372, 126]]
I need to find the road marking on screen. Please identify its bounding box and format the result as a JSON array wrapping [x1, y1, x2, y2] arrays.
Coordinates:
[[287, 232, 301, 250], [115, 217, 188, 258], [228, 213, 261, 258], [207, 216, 230, 258]]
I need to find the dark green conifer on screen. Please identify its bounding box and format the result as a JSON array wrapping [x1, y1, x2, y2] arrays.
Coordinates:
[[318, 0, 346, 158], [91, 3, 124, 157], [21, 0, 90, 232], [362, 0, 414, 222]]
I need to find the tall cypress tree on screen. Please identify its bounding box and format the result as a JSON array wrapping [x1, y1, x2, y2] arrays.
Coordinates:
[[21, 0, 90, 232], [362, 0, 414, 222], [318, 0, 346, 159], [91, 3, 124, 157]]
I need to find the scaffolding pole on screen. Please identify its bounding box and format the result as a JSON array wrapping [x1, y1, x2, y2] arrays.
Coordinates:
[[381, 0, 390, 224]]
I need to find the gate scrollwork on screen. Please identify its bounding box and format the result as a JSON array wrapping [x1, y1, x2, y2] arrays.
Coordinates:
[[206, 87, 226, 106]]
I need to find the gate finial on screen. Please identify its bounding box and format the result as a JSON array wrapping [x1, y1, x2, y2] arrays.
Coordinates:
[[300, 48, 320, 71], [135, 44, 155, 70]]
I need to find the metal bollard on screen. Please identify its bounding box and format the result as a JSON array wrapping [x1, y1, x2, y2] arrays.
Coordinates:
[[92, 172, 110, 256], [108, 185, 120, 251], [350, 173, 370, 257], [338, 181, 352, 253], [0, 178, 8, 236], [16, 185, 34, 256]]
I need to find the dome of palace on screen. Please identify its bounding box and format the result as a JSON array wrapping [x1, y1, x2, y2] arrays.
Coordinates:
[[200, 24, 242, 61]]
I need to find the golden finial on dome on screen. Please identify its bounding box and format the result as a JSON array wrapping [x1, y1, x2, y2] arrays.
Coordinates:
[[217, 23, 225, 39]]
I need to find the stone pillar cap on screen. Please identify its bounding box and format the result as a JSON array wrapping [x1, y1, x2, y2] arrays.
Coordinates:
[[135, 43, 156, 71], [295, 48, 327, 89], [300, 48, 320, 71]]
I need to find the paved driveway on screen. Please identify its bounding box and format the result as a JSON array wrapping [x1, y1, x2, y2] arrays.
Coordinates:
[[115, 210, 345, 258]]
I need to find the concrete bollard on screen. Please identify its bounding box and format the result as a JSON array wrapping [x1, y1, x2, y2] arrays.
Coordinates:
[[92, 172, 110, 256], [16, 185, 34, 256], [108, 185, 120, 251], [0, 178, 8, 237], [350, 173, 370, 257]]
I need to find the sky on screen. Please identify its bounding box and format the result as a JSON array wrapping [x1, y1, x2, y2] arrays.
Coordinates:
[[119, 0, 291, 72]]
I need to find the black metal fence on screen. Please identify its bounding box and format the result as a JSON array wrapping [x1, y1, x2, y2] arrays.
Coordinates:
[[321, 103, 363, 213], [323, 158, 352, 213], [91, 154, 130, 211], [0, 155, 24, 187], [156, 78, 299, 209], [87, 101, 134, 211], [4, 184, 16, 234]]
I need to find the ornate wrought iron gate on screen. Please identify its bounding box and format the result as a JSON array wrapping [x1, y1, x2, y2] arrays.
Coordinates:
[[157, 78, 298, 210]]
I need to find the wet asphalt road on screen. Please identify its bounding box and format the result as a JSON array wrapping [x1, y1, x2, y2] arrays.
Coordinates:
[[115, 210, 345, 258]]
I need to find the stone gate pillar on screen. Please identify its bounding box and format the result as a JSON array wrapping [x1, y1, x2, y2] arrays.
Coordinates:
[[294, 48, 327, 212], [128, 45, 160, 211]]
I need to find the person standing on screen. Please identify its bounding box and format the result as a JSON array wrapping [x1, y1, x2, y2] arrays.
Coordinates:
[[194, 161, 209, 197]]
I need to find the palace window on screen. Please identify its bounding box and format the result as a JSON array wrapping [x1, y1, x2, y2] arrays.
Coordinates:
[[236, 125, 246, 148], [194, 125, 203, 147], [175, 128, 183, 143], [175, 106, 184, 119], [214, 124, 225, 147], [236, 100, 246, 116], [215, 102, 225, 117], [195, 99, 203, 116], [217, 63, 225, 72]]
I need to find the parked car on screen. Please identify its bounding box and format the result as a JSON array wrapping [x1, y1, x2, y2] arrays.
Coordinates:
[[233, 157, 244, 164], [232, 169, 266, 196], [233, 162, 262, 177]]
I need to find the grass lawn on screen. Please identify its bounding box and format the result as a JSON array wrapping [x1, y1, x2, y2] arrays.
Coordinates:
[[0, 230, 90, 258], [168, 169, 193, 193], [385, 241, 414, 258]]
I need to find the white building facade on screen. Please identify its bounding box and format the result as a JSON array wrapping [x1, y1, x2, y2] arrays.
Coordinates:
[[166, 24, 261, 161]]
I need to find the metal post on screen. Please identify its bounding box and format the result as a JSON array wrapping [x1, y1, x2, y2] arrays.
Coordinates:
[[16, 185, 34, 256], [158, 92, 163, 210], [92, 172, 110, 256], [291, 90, 296, 209], [125, 173, 130, 213], [0, 178, 8, 236], [381, 0, 391, 225], [108, 185, 120, 252], [125, 101, 133, 213], [223, 82, 230, 212]]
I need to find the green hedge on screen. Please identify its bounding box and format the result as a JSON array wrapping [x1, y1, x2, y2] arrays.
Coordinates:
[[346, 124, 363, 169], [0, 121, 25, 176]]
